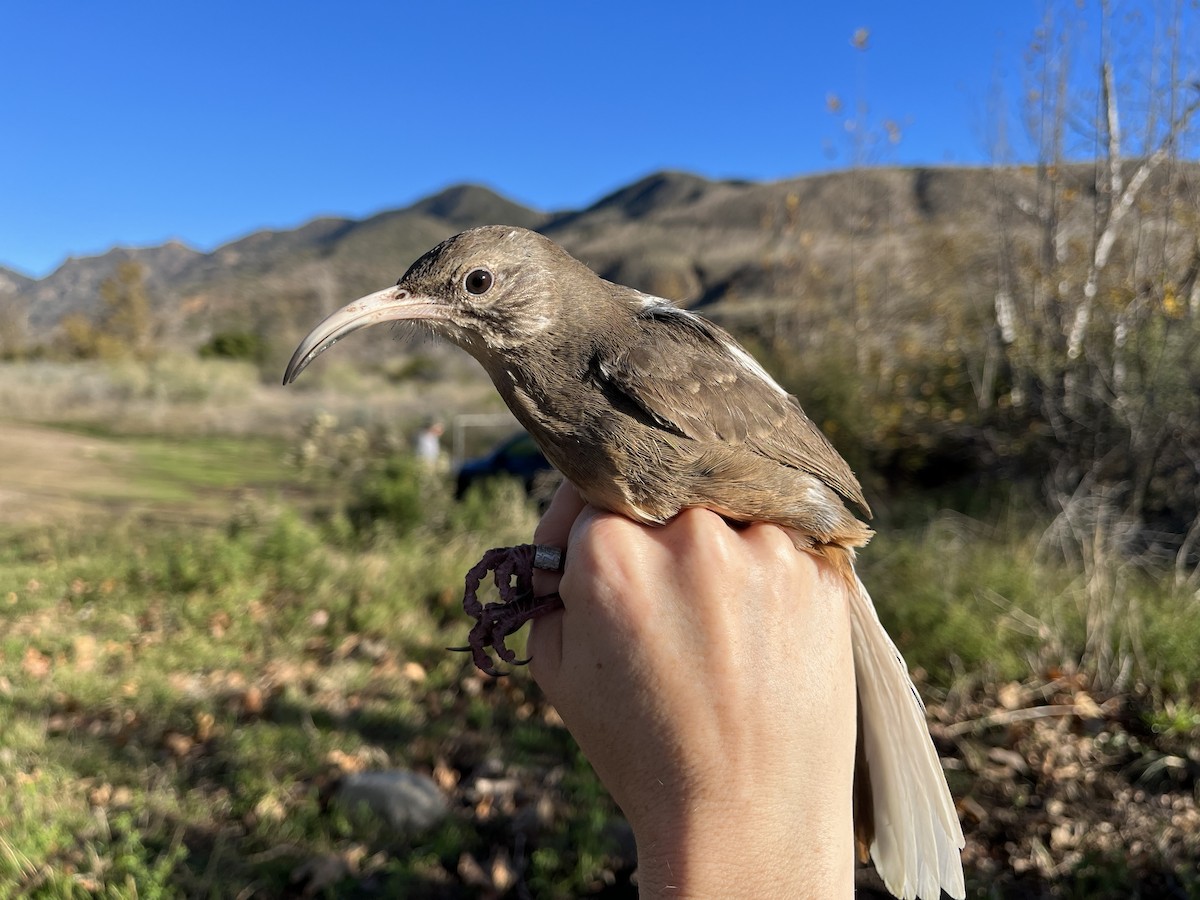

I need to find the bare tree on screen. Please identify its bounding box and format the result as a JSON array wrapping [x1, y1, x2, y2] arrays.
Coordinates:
[[987, 0, 1200, 678], [1065, 4, 1200, 370]]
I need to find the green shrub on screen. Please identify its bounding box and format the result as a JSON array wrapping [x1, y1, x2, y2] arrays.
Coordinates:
[[347, 455, 443, 536], [198, 329, 268, 364], [450, 475, 534, 535]]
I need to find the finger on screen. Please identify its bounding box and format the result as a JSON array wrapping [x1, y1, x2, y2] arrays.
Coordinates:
[[528, 481, 586, 681], [532, 481, 586, 597], [533, 479, 586, 546], [738, 520, 813, 568], [558, 505, 634, 594], [529, 505, 620, 688]]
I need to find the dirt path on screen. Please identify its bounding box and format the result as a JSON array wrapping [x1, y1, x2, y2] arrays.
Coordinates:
[[0, 423, 140, 526]]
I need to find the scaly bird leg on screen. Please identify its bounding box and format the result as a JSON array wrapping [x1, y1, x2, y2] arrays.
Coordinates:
[[452, 544, 565, 675]]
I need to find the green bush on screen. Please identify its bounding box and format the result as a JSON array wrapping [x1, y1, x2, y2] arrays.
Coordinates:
[[198, 329, 268, 364], [346, 455, 443, 536]]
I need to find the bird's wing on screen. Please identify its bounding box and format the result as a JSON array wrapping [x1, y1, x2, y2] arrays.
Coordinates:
[[591, 300, 870, 516]]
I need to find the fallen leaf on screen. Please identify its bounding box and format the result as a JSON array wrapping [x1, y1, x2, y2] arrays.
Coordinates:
[[72, 635, 98, 673], [195, 711, 216, 742], [254, 793, 287, 823], [490, 848, 517, 893], [22, 647, 51, 679], [474, 794, 495, 821], [457, 852, 490, 888], [209, 611, 231, 638], [325, 749, 368, 774], [998, 681, 1023, 710], [958, 795, 988, 822], [1073, 692, 1103, 720], [987, 746, 1030, 775], [433, 760, 459, 791], [241, 685, 265, 716], [163, 732, 194, 758]]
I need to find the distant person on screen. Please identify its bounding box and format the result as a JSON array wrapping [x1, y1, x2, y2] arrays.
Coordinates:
[[415, 418, 445, 470]]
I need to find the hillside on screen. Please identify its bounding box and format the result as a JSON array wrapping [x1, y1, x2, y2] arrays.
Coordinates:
[[3, 164, 1198, 369]]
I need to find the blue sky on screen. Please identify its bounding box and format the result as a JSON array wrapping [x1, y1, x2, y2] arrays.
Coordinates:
[[0, 2, 1188, 278]]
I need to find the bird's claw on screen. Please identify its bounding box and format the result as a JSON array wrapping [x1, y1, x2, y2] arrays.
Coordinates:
[[447, 643, 532, 661], [458, 544, 565, 675]]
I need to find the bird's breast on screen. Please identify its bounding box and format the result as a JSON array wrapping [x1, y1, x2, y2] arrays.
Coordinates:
[[493, 373, 682, 524]]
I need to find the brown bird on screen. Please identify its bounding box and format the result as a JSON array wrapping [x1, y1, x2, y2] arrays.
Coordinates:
[[284, 225, 965, 900]]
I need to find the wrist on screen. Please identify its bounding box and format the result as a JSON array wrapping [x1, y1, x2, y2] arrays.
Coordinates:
[[629, 786, 853, 899]]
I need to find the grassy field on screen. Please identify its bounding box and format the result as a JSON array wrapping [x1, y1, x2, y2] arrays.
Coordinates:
[[1, 359, 1198, 898]]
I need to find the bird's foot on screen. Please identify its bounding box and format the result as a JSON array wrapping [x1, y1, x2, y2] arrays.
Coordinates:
[[454, 544, 565, 675], [451, 590, 565, 675]]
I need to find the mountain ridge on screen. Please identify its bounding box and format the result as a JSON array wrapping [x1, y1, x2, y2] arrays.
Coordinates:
[[3, 164, 1196, 358]]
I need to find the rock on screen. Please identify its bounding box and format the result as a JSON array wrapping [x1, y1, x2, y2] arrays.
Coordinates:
[[334, 770, 447, 835]]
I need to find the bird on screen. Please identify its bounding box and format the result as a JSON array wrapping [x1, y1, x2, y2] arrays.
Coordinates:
[[283, 225, 966, 900]]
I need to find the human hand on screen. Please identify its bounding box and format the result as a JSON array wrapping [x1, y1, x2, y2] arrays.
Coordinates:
[[527, 482, 856, 898]]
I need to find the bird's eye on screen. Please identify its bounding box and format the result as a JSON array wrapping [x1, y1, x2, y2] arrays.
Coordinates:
[[464, 268, 494, 295]]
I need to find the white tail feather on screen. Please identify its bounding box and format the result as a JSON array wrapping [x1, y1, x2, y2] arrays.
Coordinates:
[[848, 571, 965, 899]]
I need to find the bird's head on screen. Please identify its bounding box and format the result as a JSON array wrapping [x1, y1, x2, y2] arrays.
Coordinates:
[[283, 225, 588, 384]]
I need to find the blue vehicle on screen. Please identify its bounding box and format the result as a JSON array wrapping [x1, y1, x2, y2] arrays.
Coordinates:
[[455, 431, 556, 499]]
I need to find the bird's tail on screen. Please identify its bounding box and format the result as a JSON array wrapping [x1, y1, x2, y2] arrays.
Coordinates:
[[843, 564, 965, 900]]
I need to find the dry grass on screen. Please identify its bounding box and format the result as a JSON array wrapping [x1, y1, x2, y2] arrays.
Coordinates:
[[0, 355, 504, 439]]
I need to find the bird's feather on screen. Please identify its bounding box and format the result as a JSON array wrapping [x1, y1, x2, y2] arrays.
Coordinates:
[[591, 292, 871, 518], [845, 566, 966, 900]]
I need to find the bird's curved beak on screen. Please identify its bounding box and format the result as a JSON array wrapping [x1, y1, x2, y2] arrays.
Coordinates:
[[282, 286, 445, 384]]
